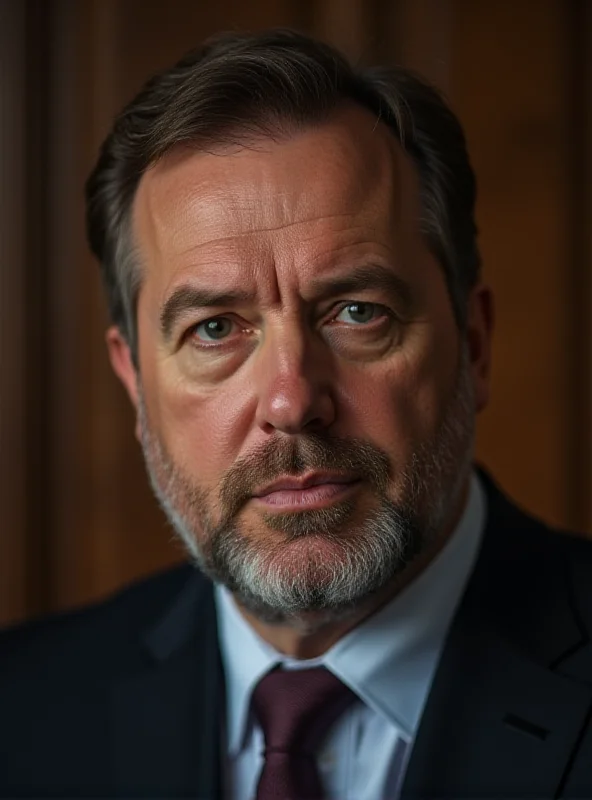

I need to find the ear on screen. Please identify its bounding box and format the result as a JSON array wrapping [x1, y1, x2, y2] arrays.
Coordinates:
[[106, 326, 141, 438], [466, 284, 494, 413]]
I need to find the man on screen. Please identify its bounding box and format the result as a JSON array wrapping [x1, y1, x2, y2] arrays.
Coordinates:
[[1, 28, 592, 800]]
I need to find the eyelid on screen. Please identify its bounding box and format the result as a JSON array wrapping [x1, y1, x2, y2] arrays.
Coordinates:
[[183, 301, 394, 345], [329, 300, 393, 322], [185, 314, 259, 349]]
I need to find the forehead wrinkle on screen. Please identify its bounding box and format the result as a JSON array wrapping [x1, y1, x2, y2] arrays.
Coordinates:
[[173, 212, 375, 259], [170, 228, 394, 306], [134, 108, 421, 314], [141, 121, 402, 246]]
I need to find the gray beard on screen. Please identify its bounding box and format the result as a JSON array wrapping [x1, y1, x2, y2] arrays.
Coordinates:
[[137, 348, 475, 626]]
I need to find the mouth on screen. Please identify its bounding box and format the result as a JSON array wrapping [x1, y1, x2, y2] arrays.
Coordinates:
[[252, 472, 361, 511]]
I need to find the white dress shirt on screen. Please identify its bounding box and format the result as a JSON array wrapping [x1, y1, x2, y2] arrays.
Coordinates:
[[215, 473, 486, 800]]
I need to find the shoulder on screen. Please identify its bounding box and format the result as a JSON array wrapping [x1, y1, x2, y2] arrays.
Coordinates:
[[0, 562, 210, 678], [479, 467, 592, 559], [478, 467, 592, 635]]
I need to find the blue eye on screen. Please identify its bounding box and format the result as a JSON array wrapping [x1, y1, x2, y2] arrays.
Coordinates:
[[194, 317, 234, 341], [335, 302, 381, 324]]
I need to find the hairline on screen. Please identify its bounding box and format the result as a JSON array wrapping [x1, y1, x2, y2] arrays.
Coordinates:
[[118, 105, 463, 363]]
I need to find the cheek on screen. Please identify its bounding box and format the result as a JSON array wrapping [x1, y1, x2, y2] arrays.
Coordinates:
[[142, 371, 253, 489], [136, 301, 249, 486], [337, 334, 458, 460]]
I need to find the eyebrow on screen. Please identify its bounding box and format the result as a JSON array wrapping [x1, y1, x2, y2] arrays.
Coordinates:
[[160, 263, 413, 340], [308, 264, 413, 310]]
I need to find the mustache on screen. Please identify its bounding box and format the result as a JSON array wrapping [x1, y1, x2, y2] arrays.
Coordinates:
[[218, 434, 391, 521]]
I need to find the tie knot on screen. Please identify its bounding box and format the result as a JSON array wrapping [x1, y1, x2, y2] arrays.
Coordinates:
[[252, 666, 355, 756]]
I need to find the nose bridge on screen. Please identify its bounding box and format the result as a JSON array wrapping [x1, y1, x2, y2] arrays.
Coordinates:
[[273, 316, 307, 375], [255, 315, 334, 434]]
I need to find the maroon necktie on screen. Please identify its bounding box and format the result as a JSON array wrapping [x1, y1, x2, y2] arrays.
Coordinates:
[[251, 666, 357, 800]]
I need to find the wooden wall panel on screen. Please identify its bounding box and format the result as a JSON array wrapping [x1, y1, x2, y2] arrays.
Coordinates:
[[1, 0, 590, 627], [451, 0, 579, 529], [311, 0, 370, 59], [0, 0, 27, 626], [45, 0, 108, 610], [388, 0, 452, 90], [585, 1, 592, 531]]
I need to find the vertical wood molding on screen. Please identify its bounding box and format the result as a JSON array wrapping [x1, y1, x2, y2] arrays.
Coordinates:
[[46, 0, 101, 608], [24, 0, 53, 617], [0, 0, 27, 624], [452, 0, 574, 528], [558, 0, 591, 533], [580, 0, 592, 532]]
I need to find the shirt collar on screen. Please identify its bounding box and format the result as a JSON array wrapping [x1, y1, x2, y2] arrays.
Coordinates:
[[215, 473, 486, 754], [216, 581, 285, 755]]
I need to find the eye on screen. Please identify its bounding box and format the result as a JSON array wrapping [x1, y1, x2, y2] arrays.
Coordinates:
[[334, 302, 384, 325], [193, 317, 235, 342]]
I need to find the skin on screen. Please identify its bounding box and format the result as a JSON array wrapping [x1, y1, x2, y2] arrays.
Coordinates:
[[108, 104, 493, 659]]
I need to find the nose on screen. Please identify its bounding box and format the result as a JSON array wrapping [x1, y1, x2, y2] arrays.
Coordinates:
[[254, 326, 336, 435]]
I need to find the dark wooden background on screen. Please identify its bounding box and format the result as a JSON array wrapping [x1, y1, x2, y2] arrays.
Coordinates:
[[1, 0, 591, 627]]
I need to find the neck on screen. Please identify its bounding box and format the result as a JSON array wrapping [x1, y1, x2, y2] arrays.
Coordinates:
[[234, 476, 472, 659]]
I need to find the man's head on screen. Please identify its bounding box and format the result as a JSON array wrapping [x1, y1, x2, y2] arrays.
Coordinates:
[[86, 29, 492, 627]]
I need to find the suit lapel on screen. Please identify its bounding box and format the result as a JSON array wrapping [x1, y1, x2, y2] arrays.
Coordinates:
[[401, 607, 591, 798], [110, 571, 223, 800], [402, 474, 592, 799]]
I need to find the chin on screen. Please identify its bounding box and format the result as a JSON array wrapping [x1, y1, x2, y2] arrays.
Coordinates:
[[264, 533, 355, 577], [232, 579, 380, 631], [221, 532, 400, 627]]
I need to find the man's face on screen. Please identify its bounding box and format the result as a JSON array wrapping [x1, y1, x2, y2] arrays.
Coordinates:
[[109, 105, 491, 624]]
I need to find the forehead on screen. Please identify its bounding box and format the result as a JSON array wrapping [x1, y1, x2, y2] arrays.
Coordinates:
[[132, 105, 422, 270]]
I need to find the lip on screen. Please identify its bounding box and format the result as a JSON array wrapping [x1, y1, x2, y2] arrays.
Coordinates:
[[251, 473, 361, 511], [253, 472, 359, 498]]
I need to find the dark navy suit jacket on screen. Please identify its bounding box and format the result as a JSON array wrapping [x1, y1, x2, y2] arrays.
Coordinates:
[[2, 471, 592, 798]]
